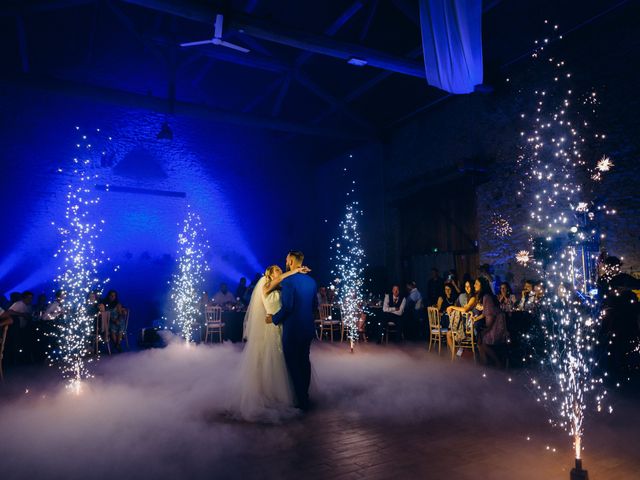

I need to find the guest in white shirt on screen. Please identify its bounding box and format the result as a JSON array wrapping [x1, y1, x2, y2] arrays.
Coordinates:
[[406, 281, 423, 310], [213, 283, 236, 305], [379, 285, 406, 342], [383, 286, 406, 316], [8, 291, 34, 328], [43, 290, 66, 321]]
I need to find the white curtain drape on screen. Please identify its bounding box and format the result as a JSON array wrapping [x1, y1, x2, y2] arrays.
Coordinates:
[[419, 0, 483, 94]]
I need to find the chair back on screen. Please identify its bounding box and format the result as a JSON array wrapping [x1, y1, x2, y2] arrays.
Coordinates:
[[0, 324, 8, 380], [121, 309, 130, 333], [319, 303, 333, 321], [204, 305, 223, 325], [449, 310, 462, 332], [462, 312, 474, 337], [427, 307, 441, 329]]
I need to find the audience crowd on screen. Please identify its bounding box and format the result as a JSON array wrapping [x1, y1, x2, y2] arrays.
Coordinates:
[[0, 288, 129, 366], [2, 256, 638, 381]]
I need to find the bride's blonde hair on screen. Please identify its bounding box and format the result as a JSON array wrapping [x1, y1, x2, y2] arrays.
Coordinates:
[[264, 265, 282, 288]]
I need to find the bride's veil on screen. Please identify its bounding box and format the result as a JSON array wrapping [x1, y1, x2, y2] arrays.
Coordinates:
[[243, 276, 267, 342]]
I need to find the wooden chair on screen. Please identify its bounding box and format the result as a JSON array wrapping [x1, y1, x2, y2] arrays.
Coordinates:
[[204, 306, 224, 343], [427, 306, 447, 354], [95, 311, 111, 355], [0, 324, 8, 382], [120, 309, 130, 349], [451, 311, 476, 362], [385, 318, 402, 344], [319, 304, 341, 342], [314, 308, 322, 340], [357, 313, 368, 344], [341, 307, 368, 345]]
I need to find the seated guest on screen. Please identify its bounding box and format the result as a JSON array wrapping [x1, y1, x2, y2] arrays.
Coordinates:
[[380, 285, 406, 342], [472, 277, 509, 366], [497, 282, 517, 312], [8, 292, 21, 307], [436, 283, 457, 328], [533, 281, 546, 304], [557, 282, 572, 300], [517, 280, 535, 311], [445, 280, 478, 352], [43, 290, 66, 321], [100, 290, 127, 352], [243, 274, 262, 304], [33, 294, 48, 320], [86, 290, 101, 326], [405, 281, 423, 339], [454, 280, 475, 309], [8, 291, 34, 328], [327, 286, 336, 304], [406, 281, 423, 309], [213, 283, 236, 306], [317, 286, 329, 306], [235, 277, 247, 302]]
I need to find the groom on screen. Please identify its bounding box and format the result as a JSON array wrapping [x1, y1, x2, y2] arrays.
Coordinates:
[[266, 250, 317, 411]]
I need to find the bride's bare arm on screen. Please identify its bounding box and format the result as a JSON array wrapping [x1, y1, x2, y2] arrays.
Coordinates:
[[263, 266, 311, 295]]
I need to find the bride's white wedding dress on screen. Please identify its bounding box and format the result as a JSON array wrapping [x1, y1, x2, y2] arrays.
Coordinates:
[[232, 276, 297, 422]]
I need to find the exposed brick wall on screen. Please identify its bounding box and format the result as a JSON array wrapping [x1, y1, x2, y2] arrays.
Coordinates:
[[381, 6, 640, 284], [0, 88, 316, 325]]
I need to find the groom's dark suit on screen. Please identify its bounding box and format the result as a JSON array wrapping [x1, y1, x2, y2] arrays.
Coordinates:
[[272, 272, 317, 410]]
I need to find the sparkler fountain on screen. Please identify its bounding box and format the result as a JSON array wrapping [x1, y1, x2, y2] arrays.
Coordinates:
[[52, 127, 112, 393], [331, 184, 366, 352], [170, 207, 210, 344], [513, 22, 616, 479]]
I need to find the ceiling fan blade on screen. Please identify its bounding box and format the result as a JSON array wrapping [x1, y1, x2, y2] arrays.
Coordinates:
[[214, 14, 223, 39], [220, 41, 250, 53], [180, 39, 213, 47]]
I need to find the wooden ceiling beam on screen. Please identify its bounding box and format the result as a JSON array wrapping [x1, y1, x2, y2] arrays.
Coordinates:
[[122, 0, 426, 78], [0, 73, 373, 141]]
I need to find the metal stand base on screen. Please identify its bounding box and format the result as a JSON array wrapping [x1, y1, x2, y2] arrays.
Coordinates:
[[570, 459, 589, 480]]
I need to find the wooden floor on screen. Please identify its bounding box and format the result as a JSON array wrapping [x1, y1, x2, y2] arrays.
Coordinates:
[[1, 342, 638, 480]]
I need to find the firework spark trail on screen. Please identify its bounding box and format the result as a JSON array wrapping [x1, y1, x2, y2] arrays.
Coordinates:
[[51, 127, 112, 392], [331, 198, 366, 351], [514, 22, 613, 461], [491, 213, 513, 238], [170, 207, 210, 343]]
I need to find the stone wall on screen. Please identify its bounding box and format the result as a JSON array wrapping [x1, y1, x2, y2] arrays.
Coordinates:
[[381, 3, 640, 286]]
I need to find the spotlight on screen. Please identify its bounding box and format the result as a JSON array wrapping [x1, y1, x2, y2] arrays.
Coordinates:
[[156, 122, 173, 140]]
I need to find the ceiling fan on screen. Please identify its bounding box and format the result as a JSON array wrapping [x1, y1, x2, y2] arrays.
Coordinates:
[[180, 14, 250, 53]]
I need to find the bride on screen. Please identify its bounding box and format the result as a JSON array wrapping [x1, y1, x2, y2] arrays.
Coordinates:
[[232, 264, 309, 421]]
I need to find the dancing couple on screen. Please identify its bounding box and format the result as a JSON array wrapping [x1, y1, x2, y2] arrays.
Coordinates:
[[232, 250, 317, 422]]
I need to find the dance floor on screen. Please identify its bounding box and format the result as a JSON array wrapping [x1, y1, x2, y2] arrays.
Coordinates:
[[1, 340, 638, 479]]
